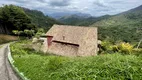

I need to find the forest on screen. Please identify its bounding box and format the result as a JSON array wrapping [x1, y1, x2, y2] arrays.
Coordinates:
[[0, 5, 61, 35]]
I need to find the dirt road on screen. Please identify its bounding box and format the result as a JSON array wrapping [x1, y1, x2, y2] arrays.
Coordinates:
[[0, 44, 19, 80]]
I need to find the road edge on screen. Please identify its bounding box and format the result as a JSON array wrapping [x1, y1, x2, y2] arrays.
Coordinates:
[[7, 44, 29, 80]]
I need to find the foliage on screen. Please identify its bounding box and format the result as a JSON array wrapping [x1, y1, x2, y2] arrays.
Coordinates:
[[113, 42, 133, 54], [97, 25, 142, 43], [24, 29, 35, 38], [35, 28, 45, 38], [0, 4, 61, 35], [23, 8, 62, 30], [12, 30, 23, 39], [99, 41, 134, 54], [58, 15, 110, 26], [98, 40, 113, 54], [0, 5, 36, 34], [10, 41, 142, 80], [92, 5, 142, 43]]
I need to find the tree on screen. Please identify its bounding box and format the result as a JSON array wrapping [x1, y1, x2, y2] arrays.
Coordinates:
[[35, 28, 45, 38], [12, 30, 23, 40], [0, 5, 36, 34], [24, 29, 35, 38]]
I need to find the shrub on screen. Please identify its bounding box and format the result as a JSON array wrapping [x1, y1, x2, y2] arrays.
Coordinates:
[[112, 45, 119, 52], [99, 40, 113, 54], [99, 41, 134, 55], [117, 42, 133, 54]]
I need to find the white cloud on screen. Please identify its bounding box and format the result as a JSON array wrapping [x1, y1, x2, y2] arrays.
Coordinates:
[[93, 0, 108, 7], [0, 0, 142, 16], [48, 0, 71, 6]]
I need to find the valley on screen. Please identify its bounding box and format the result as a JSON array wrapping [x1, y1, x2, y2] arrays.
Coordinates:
[[0, 3, 142, 80]]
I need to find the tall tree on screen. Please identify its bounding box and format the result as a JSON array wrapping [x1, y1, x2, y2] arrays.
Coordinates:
[[0, 5, 36, 34]]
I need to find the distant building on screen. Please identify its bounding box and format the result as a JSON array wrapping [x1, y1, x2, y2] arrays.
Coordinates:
[[45, 24, 98, 56]]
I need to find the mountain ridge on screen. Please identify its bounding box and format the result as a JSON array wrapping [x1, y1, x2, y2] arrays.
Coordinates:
[[91, 5, 142, 43], [22, 7, 62, 30], [48, 12, 92, 19], [58, 14, 110, 26]]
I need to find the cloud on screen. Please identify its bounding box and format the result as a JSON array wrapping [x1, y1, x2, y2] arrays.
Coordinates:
[[48, 0, 71, 7], [0, 0, 142, 16], [93, 0, 108, 7]]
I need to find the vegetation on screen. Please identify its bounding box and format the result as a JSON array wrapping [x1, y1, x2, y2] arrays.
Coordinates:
[[0, 5, 36, 34], [0, 4, 62, 35], [99, 41, 134, 54], [11, 41, 142, 80], [92, 5, 142, 44], [24, 29, 35, 38], [58, 5, 142, 45], [35, 28, 45, 38], [58, 15, 110, 26], [1, 4, 142, 80], [0, 34, 18, 44], [12, 30, 23, 40], [23, 7, 62, 30], [116, 42, 133, 54]]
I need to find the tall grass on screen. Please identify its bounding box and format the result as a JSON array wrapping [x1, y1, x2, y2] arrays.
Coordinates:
[[0, 34, 18, 44], [11, 41, 142, 80]]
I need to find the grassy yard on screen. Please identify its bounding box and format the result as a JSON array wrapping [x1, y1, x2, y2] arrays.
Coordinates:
[[11, 41, 142, 80]]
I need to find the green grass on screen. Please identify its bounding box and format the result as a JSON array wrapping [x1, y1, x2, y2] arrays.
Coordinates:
[[11, 41, 142, 80]]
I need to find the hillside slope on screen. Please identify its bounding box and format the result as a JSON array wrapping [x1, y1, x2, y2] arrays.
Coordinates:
[[0, 5, 62, 35], [49, 12, 91, 19], [92, 5, 142, 43], [23, 8, 62, 30], [59, 15, 110, 26]]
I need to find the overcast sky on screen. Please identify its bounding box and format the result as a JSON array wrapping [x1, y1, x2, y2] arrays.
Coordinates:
[[0, 0, 142, 16]]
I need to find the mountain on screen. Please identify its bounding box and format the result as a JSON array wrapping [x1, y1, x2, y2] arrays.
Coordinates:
[[48, 12, 91, 19], [92, 5, 142, 43], [127, 5, 142, 12], [22, 8, 62, 30], [74, 13, 91, 18], [58, 14, 110, 26], [58, 14, 86, 25]]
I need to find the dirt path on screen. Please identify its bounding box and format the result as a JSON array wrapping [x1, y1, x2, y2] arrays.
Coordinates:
[[0, 44, 19, 80]]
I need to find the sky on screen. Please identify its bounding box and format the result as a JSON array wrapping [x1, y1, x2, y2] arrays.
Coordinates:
[[0, 0, 142, 16]]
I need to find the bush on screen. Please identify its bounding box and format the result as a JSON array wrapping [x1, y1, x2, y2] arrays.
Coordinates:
[[99, 41, 134, 55], [99, 40, 113, 54], [10, 40, 33, 55], [112, 42, 133, 54]]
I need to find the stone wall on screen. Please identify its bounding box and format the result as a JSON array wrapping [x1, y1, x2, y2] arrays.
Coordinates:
[[48, 42, 79, 56]]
